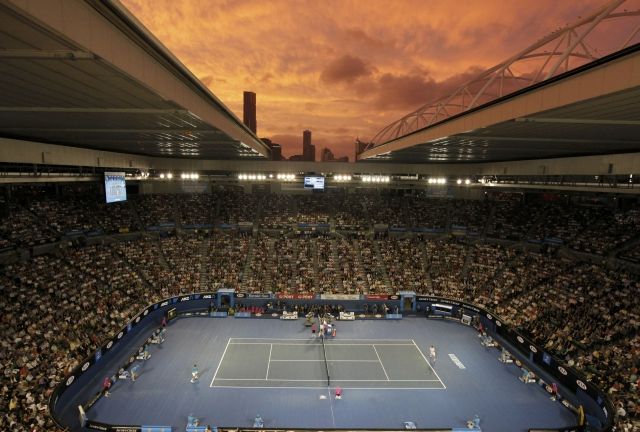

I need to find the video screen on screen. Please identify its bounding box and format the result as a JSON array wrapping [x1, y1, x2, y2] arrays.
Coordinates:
[[304, 176, 325, 190], [104, 172, 127, 203]]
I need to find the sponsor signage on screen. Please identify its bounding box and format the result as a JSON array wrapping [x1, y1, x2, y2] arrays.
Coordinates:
[[239, 293, 271, 299], [366, 294, 390, 300], [276, 293, 316, 299], [320, 294, 360, 300]]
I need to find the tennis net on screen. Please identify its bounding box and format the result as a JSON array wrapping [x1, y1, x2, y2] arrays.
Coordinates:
[[318, 318, 330, 386]]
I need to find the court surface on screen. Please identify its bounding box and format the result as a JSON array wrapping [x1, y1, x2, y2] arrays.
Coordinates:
[[211, 338, 445, 389], [77, 317, 576, 431]]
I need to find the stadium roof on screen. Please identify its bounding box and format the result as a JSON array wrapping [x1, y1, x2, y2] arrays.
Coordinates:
[[360, 1, 640, 164], [1, 0, 639, 167], [0, 0, 270, 160], [360, 51, 640, 164]]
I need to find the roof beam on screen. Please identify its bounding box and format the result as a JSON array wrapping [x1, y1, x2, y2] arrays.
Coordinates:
[[0, 49, 95, 60], [1, 128, 225, 135], [452, 135, 640, 144], [515, 117, 640, 126], [39, 139, 239, 145], [0, 107, 190, 114]]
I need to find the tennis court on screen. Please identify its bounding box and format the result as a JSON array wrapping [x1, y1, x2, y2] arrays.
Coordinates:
[[210, 338, 446, 389]]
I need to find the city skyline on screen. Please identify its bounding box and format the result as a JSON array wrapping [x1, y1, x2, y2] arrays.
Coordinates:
[[121, 0, 631, 161]]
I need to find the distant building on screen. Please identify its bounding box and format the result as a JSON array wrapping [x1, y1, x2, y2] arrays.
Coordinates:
[[270, 143, 282, 161], [261, 138, 282, 161], [302, 129, 315, 161], [243, 91, 257, 134], [321, 147, 348, 162], [321, 147, 334, 162]]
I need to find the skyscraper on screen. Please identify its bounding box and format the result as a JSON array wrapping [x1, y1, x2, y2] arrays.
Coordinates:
[[243, 91, 257, 134], [261, 138, 282, 161], [321, 147, 349, 162], [302, 129, 315, 161], [321, 147, 334, 162]]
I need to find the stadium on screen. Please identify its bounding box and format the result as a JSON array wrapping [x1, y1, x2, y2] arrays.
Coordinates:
[[0, 1, 639, 431]]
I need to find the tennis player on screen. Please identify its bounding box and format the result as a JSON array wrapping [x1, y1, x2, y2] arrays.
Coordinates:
[[429, 345, 437, 365], [102, 376, 111, 397], [335, 386, 342, 399], [191, 364, 199, 383]]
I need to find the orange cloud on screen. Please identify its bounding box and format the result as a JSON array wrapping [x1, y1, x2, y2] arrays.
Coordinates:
[[121, 0, 639, 160], [320, 54, 374, 84]]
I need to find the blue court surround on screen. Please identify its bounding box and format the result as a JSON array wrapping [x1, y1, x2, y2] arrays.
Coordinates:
[[71, 317, 575, 431]]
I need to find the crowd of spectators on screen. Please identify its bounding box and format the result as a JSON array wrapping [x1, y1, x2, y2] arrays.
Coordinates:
[[135, 194, 178, 228], [215, 187, 260, 225], [203, 234, 249, 290], [1, 189, 640, 430], [379, 237, 430, 293], [0, 251, 159, 431], [178, 193, 215, 227], [160, 235, 203, 293], [485, 195, 543, 240], [0, 200, 58, 249], [2, 188, 640, 260]]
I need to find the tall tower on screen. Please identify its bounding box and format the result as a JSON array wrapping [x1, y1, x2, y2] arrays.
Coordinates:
[[321, 147, 334, 162], [302, 129, 315, 161], [243, 91, 257, 134]]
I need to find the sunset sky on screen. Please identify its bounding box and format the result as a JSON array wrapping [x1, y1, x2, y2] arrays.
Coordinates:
[[121, 0, 634, 161]]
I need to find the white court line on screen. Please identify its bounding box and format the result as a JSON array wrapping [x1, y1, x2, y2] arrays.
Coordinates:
[[269, 359, 380, 362], [271, 359, 378, 363], [212, 338, 446, 389], [266, 344, 273, 380], [372, 345, 390, 381], [211, 385, 447, 390], [229, 342, 415, 346], [328, 383, 336, 428], [213, 378, 441, 382], [411, 340, 446, 390], [230, 338, 415, 341], [210, 338, 231, 388]]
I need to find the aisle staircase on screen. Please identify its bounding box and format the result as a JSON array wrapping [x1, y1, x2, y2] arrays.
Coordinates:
[[198, 234, 212, 291], [373, 240, 393, 292], [239, 234, 257, 290], [330, 238, 344, 293]]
